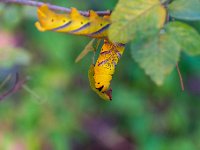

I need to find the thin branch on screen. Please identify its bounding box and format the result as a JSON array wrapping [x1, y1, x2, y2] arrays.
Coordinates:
[[176, 63, 184, 91], [22, 84, 47, 103], [0, 73, 26, 101], [0, 0, 111, 16]]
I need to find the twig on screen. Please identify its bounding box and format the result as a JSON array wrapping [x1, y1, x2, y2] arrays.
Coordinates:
[[0, 73, 26, 101], [0, 0, 111, 16], [22, 84, 47, 103], [176, 63, 184, 91]]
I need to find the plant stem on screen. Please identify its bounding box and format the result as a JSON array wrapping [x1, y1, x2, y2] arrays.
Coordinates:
[[176, 63, 185, 91]]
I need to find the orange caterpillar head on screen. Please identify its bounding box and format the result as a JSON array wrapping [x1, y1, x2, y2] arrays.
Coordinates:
[[35, 4, 71, 31]]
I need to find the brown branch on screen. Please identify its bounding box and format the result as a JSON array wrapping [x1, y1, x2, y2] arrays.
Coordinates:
[[0, 73, 26, 101], [0, 0, 111, 16], [176, 63, 184, 91]]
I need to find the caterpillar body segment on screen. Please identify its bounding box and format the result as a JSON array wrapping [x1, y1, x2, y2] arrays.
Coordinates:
[[94, 40, 125, 92], [35, 4, 111, 38], [88, 65, 112, 101], [35, 5, 70, 32]]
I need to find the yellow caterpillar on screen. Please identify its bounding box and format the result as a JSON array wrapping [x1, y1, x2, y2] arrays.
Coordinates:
[[93, 40, 125, 93], [35, 4, 110, 39]]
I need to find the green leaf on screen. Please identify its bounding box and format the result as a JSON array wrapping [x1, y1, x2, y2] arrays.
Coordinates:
[[168, 0, 200, 20], [0, 47, 31, 68], [165, 21, 200, 56], [131, 32, 181, 85], [108, 0, 166, 43]]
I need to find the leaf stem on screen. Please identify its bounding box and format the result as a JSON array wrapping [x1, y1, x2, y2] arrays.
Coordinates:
[[176, 63, 184, 91]]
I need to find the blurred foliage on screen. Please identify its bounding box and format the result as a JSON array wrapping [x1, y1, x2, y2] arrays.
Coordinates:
[[109, 0, 200, 85], [0, 47, 30, 68], [0, 0, 200, 150], [165, 21, 200, 56], [168, 0, 200, 20]]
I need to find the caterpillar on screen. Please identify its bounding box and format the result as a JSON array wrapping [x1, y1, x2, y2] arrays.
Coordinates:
[[35, 4, 125, 100], [35, 4, 111, 39], [93, 40, 125, 93]]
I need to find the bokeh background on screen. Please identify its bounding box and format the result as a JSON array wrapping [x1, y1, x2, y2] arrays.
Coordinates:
[[0, 0, 200, 149]]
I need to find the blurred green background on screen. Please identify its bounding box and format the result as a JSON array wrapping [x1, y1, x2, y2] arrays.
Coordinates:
[[0, 0, 200, 150]]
